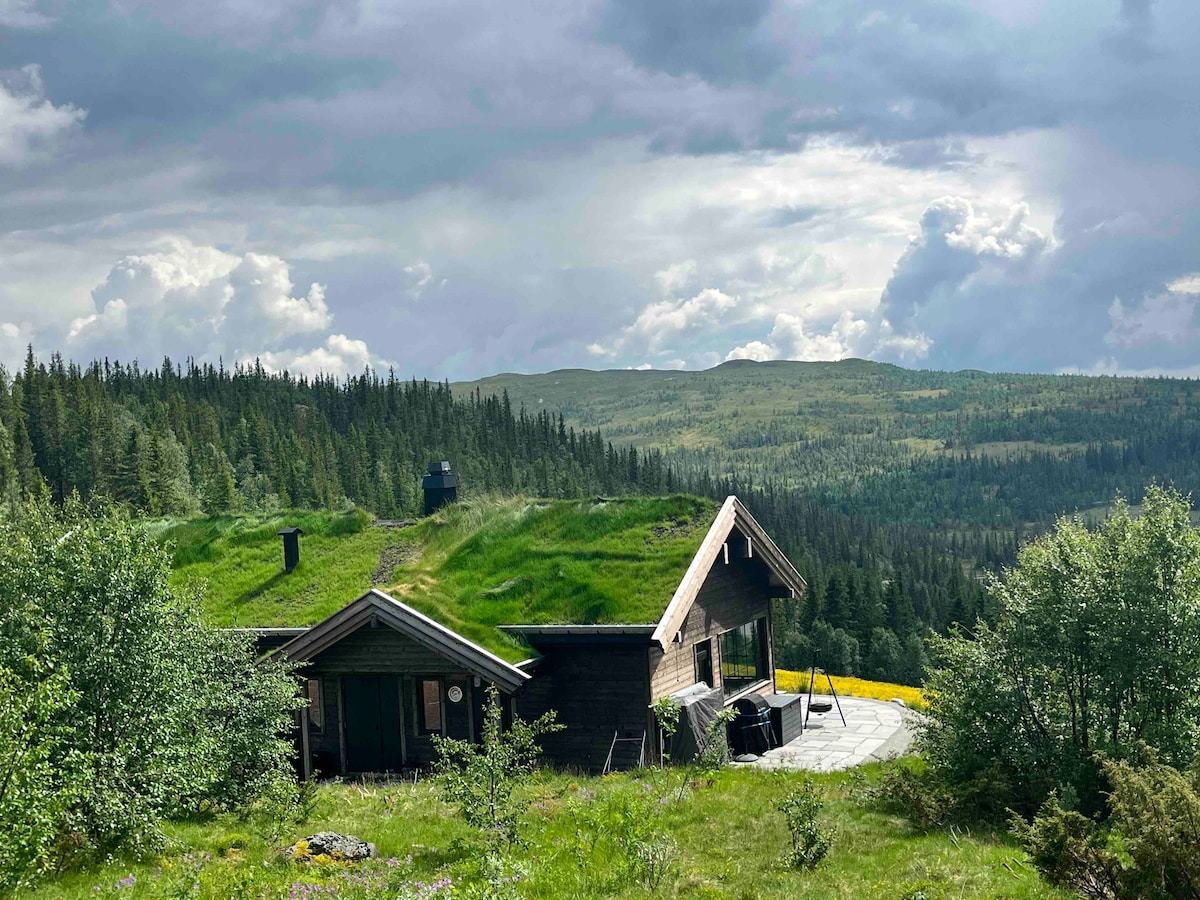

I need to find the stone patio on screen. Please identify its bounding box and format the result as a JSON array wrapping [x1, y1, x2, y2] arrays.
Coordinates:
[[731, 695, 919, 771]]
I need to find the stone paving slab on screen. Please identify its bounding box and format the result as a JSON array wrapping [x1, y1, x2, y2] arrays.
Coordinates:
[[731, 695, 918, 772]]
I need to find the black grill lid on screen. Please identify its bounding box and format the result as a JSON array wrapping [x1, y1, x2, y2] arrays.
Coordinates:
[[733, 693, 770, 717]]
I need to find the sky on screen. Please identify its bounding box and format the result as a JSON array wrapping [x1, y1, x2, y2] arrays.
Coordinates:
[[1, 0, 1197, 380]]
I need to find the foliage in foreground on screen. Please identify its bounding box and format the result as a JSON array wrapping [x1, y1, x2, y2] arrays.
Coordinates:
[[776, 780, 835, 871], [1014, 753, 1200, 900], [920, 485, 1200, 819], [23, 766, 1070, 900], [430, 684, 562, 846], [0, 499, 301, 891]]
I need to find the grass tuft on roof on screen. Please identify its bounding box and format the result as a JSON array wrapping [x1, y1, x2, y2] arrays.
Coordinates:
[[158, 494, 717, 661]]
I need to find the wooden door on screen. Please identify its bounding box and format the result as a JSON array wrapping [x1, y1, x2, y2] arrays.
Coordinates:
[[343, 675, 403, 773]]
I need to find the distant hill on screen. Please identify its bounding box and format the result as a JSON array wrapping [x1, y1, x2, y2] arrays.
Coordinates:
[[455, 359, 1200, 531]]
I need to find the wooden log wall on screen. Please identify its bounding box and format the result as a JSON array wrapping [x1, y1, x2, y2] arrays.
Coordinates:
[[517, 643, 651, 772], [649, 553, 776, 700]]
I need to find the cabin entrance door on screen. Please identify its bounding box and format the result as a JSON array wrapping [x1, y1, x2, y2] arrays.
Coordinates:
[[342, 675, 403, 773]]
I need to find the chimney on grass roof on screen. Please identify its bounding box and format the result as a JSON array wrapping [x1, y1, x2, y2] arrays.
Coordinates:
[[278, 527, 303, 573], [422, 460, 458, 516]]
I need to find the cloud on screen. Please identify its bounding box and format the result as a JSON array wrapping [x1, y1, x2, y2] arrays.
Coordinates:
[[258, 333, 382, 377], [1106, 278, 1200, 349], [726, 310, 872, 362], [863, 196, 1054, 362], [0, 0, 54, 28], [596, 0, 783, 86], [0, 65, 86, 166], [595, 288, 739, 357], [0, 321, 31, 371], [2, 0, 1200, 380], [62, 237, 377, 374], [403, 261, 435, 299]]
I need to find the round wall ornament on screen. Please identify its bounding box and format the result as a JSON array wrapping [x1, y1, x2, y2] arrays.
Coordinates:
[[447, 685, 464, 703]]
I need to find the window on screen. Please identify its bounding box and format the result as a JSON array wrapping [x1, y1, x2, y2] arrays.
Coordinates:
[[720, 618, 768, 695], [420, 679, 443, 733], [306, 678, 323, 731], [694, 639, 714, 687]]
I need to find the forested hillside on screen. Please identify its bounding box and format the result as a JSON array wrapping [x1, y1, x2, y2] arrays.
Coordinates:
[[458, 359, 1200, 532], [0, 350, 670, 517]]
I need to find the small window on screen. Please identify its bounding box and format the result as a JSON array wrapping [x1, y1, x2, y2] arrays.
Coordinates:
[[306, 678, 323, 731], [420, 679, 443, 733], [694, 639, 714, 687]]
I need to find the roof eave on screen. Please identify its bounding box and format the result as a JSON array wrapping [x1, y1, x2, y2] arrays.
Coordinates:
[[649, 495, 806, 649], [274, 589, 530, 692]]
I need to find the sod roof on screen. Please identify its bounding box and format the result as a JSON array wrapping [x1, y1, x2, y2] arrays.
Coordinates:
[[161, 495, 719, 662]]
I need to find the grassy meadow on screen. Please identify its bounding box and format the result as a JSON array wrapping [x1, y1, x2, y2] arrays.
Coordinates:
[[25, 766, 1066, 900]]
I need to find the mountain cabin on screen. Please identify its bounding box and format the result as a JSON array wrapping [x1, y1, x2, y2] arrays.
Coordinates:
[[261, 494, 806, 777]]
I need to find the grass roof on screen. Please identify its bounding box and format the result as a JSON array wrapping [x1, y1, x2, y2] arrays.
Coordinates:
[[158, 495, 717, 661]]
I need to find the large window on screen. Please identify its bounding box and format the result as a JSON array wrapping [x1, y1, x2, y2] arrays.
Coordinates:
[[720, 618, 768, 695]]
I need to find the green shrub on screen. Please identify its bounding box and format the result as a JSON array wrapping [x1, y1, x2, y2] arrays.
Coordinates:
[[776, 779, 834, 871], [0, 660, 78, 892], [921, 486, 1200, 819], [431, 684, 562, 847], [693, 708, 736, 784], [1015, 753, 1200, 899], [0, 498, 302, 879]]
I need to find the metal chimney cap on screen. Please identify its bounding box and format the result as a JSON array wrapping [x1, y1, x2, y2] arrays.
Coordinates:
[[428, 460, 452, 475]]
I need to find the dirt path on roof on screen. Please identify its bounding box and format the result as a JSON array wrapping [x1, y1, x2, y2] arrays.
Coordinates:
[[372, 541, 422, 585]]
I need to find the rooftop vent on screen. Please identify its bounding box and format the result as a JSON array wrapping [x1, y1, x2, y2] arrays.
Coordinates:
[[278, 527, 303, 573], [422, 460, 458, 516]]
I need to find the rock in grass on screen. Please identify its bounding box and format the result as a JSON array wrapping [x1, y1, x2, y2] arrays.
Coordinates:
[[287, 832, 376, 861]]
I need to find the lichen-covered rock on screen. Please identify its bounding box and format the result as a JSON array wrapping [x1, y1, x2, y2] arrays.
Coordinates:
[[287, 832, 376, 861]]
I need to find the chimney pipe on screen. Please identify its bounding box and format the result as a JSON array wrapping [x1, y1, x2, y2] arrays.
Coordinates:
[[278, 527, 303, 573], [422, 460, 458, 516]]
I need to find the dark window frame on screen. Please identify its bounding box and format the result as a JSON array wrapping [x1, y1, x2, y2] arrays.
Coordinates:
[[306, 677, 324, 732], [719, 617, 769, 696], [418, 677, 444, 734], [694, 639, 714, 687]]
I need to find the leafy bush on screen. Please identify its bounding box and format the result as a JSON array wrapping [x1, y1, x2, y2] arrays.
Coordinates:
[[921, 486, 1200, 818], [0, 498, 302, 881], [1016, 754, 1200, 900], [0, 660, 78, 892], [432, 684, 562, 847], [776, 779, 834, 871], [693, 708, 736, 783]]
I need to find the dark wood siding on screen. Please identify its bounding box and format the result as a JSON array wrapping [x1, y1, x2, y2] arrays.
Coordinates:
[[302, 623, 499, 772], [517, 644, 651, 773], [649, 555, 777, 700], [309, 625, 454, 673]]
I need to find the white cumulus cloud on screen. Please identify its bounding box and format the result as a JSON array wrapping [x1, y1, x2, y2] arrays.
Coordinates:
[[258, 334, 381, 377], [63, 236, 379, 375]]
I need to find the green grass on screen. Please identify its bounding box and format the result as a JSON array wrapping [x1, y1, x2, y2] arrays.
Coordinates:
[[158, 495, 717, 661], [156, 507, 400, 630], [25, 766, 1069, 900]]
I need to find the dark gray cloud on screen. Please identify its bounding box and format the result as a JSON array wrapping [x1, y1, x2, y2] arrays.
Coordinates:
[[596, 0, 783, 86]]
